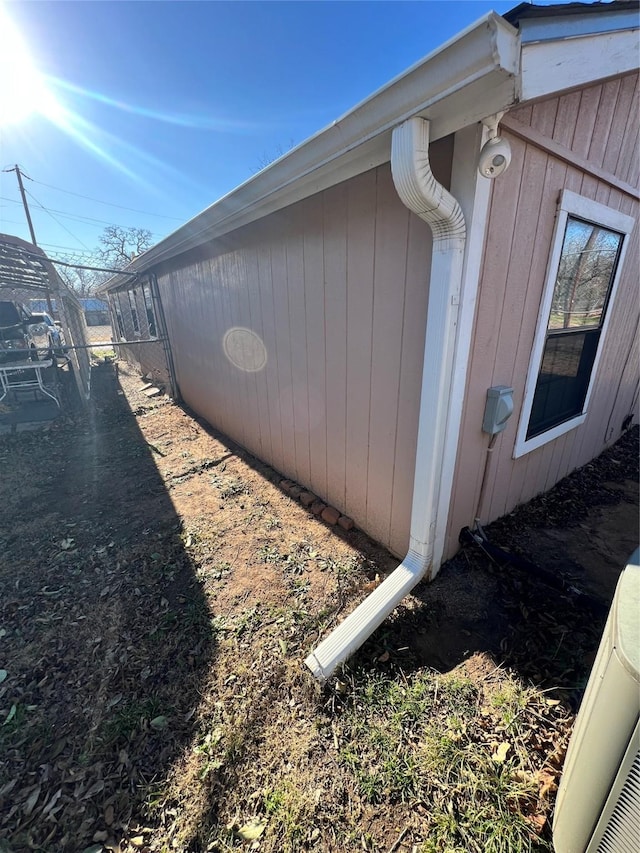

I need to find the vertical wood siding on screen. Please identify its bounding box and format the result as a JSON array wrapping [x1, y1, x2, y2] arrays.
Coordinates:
[[157, 161, 439, 556], [446, 73, 639, 559]]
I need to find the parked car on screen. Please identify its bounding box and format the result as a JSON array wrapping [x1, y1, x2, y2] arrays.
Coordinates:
[[28, 312, 67, 357], [0, 301, 39, 364]]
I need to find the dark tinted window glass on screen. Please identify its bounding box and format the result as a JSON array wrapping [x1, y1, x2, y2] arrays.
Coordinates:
[[527, 330, 599, 438], [528, 215, 623, 439], [0, 302, 20, 327]]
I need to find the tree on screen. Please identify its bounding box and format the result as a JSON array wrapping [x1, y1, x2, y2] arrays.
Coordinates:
[[56, 226, 154, 297], [97, 225, 153, 269], [56, 261, 104, 297]]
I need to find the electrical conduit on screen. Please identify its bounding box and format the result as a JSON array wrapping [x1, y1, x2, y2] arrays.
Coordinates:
[[305, 117, 466, 681]]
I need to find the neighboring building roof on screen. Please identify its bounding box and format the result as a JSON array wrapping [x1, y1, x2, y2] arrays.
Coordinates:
[[98, 0, 639, 294], [80, 298, 109, 311], [506, 1, 639, 42], [30, 297, 109, 313]]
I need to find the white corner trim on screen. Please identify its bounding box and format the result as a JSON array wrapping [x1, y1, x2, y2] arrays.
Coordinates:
[[513, 190, 636, 459], [520, 29, 640, 102], [432, 123, 492, 569]]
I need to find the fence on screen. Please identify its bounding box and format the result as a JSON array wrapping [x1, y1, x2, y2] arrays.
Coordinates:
[[0, 236, 92, 403], [1, 237, 176, 410]]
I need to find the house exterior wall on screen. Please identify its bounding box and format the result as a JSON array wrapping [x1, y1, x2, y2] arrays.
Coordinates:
[[155, 154, 453, 556], [446, 72, 639, 558]]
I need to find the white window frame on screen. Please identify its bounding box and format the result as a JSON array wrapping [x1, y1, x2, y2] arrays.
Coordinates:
[[514, 190, 635, 458]]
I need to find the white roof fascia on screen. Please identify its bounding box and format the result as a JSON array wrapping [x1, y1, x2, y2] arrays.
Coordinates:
[[99, 12, 519, 292], [520, 27, 639, 102]]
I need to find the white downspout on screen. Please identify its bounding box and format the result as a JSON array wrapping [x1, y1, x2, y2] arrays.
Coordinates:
[[305, 117, 466, 681]]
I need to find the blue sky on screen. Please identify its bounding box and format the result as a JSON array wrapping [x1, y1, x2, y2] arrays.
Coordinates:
[[1, 1, 542, 260]]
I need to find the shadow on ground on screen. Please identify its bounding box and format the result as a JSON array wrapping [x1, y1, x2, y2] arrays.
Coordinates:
[[0, 363, 215, 850]]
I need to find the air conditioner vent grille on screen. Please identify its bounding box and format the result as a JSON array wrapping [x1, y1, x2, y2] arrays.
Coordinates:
[[597, 745, 640, 853]]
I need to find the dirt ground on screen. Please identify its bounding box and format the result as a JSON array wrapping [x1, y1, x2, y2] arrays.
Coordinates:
[[0, 360, 637, 852]]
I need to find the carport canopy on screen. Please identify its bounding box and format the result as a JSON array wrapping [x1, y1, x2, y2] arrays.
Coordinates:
[[0, 233, 60, 294]]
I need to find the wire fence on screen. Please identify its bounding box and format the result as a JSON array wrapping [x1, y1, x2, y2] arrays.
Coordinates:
[[0, 239, 175, 414], [1, 283, 91, 403]]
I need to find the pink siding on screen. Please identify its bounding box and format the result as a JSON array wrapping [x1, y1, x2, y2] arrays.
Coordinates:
[[157, 155, 449, 556], [446, 73, 640, 559]]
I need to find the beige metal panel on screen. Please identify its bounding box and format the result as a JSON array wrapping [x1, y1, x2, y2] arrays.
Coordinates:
[[616, 76, 639, 185], [286, 226, 311, 487], [446, 76, 639, 559], [153, 160, 439, 554], [257, 240, 286, 475], [588, 78, 622, 169], [240, 244, 269, 460], [322, 183, 349, 513], [486, 142, 550, 521], [271, 225, 298, 478], [366, 167, 412, 546], [445, 137, 526, 544], [344, 171, 377, 528], [389, 211, 432, 557], [302, 197, 328, 500], [567, 84, 603, 160], [602, 75, 637, 175], [531, 98, 558, 139], [552, 91, 582, 147]]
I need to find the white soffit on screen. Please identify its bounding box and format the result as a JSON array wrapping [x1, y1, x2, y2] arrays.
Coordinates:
[[520, 28, 639, 102]]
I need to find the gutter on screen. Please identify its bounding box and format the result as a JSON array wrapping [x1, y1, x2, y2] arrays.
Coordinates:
[[97, 13, 518, 295], [305, 117, 467, 681]]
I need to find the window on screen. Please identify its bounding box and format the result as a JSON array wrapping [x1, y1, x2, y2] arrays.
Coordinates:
[[127, 289, 140, 333], [515, 191, 634, 457], [112, 297, 125, 338], [143, 284, 157, 338]]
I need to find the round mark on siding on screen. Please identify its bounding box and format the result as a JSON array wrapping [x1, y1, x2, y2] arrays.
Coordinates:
[[223, 327, 267, 372]]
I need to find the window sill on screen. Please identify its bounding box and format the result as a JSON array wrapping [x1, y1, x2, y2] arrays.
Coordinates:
[[513, 412, 586, 458]]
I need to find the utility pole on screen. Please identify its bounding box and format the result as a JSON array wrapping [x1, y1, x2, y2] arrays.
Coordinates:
[[4, 165, 54, 314], [11, 165, 37, 246]]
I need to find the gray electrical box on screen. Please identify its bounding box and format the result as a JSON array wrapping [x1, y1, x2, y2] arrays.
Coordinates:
[[482, 385, 514, 435]]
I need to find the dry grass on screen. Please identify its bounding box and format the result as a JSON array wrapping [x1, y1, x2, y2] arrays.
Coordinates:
[[1, 363, 635, 852]]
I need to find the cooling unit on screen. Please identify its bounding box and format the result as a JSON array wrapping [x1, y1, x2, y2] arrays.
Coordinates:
[[553, 548, 639, 852]]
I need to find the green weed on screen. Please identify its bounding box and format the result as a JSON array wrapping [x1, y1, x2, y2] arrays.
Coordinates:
[[99, 698, 164, 745], [335, 667, 552, 852]]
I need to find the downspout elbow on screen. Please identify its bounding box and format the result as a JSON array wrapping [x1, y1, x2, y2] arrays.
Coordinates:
[[391, 117, 465, 250]]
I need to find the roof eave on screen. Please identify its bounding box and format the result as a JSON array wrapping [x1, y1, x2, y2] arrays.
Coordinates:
[[98, 12, 519, 293]]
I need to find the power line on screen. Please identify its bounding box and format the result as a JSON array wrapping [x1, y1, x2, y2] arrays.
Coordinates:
[[0, 217, 31, 229], [26, 176, 184, 222], [24, 188, 91, 251], [2, 193, 161, 233], [38, 241, 95, 256]]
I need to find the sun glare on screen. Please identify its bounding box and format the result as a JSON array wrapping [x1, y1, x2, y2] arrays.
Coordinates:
[[0, 7, 62, 126], [0, 4, 241, 191]]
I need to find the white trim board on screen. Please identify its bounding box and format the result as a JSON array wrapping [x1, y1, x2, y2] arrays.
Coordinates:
[[513, 190, 636, 459], [520, 29, 640, 102]]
